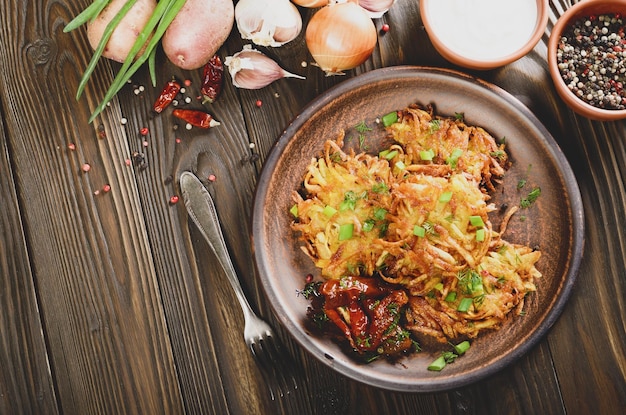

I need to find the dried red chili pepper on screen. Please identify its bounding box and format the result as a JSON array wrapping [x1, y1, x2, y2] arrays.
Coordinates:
[[200, 55, 224, 104], [172, 109, 220, 129], [153, 80, 181, 113]]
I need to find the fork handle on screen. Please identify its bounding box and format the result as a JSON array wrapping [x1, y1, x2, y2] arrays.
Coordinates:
[[180, 172, 256, 319]]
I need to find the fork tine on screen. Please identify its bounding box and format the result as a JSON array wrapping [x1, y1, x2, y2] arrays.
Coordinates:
[[260, 334, 299, 393], [249, 332, 298, 400]]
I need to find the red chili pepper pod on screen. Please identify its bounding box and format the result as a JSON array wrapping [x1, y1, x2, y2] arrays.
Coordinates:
[[153, 80, 181, 113], [172, 109, 220, 129], [201, 55, 224, 104]]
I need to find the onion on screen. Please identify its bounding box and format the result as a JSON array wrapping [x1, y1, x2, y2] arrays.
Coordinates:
[[291, 0, 329, 7], [305, 1, 378, 75]]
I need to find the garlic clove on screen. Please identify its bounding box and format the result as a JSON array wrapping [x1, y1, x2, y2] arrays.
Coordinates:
[[235, 0, 303, 47], [359, 0, 396, 18], [224, 45, 305, 89]]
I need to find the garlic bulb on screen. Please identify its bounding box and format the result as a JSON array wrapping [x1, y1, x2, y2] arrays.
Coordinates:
[[359, 0, 395, 18], [235, 0, 303, 47], [224, 45, 305, 89]]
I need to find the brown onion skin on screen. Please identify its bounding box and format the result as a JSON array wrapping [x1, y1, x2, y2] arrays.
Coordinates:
[[305, 2, 377, 75]]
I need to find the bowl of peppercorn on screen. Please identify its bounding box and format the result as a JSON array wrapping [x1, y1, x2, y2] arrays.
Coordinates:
[[548, 0, 626, 120]]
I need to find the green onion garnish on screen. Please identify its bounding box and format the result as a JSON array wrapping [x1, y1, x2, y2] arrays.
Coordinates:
[[427, 356, 447, 371], [323, 205, 337, 217], [374, 208, 387, 220], [338, 223, 354, 241], [476, 228, 485, 242], [381, 111, 398, 127], [453, 340, 471, 355], [382, 150, 398, 160], [290, 204, 298, 218], [439, 192, 453, 203], [444, 291, 457, 302], [457, 297, 473, 312], [419, 149, 435, 161], [469, 215, 485, 227], [446, 148, 463, 169], [413, 225, 426, 237]]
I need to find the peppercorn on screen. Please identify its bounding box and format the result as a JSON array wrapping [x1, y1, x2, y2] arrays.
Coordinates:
[[556, 13, 626, 110]]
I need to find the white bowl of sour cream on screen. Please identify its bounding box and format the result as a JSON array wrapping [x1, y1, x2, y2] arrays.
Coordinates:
[[420, 0, 548, 70]]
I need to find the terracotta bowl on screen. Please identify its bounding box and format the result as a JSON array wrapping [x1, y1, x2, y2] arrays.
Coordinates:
[[420, 0, 548, 70], [252, 66, 584, 392], [548, 0, 626, 121]]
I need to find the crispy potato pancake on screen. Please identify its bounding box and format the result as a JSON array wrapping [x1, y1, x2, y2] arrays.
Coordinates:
[[292, 104, 541, 356]]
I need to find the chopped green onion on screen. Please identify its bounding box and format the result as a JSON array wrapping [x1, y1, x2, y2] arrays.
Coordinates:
[[290, 204, 298, 218], [444, 291, 457, 302], [427, 356, 447, 371], [469, 215, 485, 227], [439, 191, 453, 203], [434, 282, 444, 292], [395, 161, 406, 170], [381, 149, 398, 160], [429, 119, 441, 133], [381, 111, 398, 127], [363, 219, 375, 232], [413, 225, 426, 237], [374, 208, 387, 220], [453, 340, 471, 355], [446, 148, 463, 169], [419, 149, 435, 161], [371, 182, 389, 194], [338, 223, 354, 241], [323, 205, 337, 217], [476, 228, 485, 242], [457, 297, 473, 312]]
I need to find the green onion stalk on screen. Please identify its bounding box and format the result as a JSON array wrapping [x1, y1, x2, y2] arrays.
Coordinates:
[[64, 0, 187, 122]]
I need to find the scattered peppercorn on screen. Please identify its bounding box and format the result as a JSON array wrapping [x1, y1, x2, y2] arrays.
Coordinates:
[[556, 13, 626, 110], [169, 195, 179, 205], [381, 23, 390, 34], [140, 127, 149, 136]]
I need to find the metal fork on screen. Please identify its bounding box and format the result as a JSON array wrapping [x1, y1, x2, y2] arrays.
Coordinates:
[[179, 171, 298, 400]]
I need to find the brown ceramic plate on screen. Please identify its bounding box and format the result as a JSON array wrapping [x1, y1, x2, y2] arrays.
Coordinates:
[[251, 66, 584, 392]]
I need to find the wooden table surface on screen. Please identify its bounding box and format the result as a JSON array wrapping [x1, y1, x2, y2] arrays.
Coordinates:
[[1, 1, 625, 414]]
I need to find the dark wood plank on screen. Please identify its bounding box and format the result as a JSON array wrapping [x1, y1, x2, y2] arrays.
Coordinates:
[[0, 2, 184, 413], [0, 95, 59, 415], [1, 0, 625, 414]]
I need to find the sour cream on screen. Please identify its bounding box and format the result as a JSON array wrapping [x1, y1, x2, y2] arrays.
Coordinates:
[[424, 0, 539, 62]]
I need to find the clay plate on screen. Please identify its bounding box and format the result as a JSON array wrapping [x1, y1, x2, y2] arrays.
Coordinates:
[[251, 66, 584, 392]]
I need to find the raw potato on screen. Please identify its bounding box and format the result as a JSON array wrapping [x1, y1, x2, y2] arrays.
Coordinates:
[[163, 0, 235, 70], [87, 0, 157, 63]]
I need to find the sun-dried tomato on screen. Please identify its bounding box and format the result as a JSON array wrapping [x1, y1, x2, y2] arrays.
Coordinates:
[[200, 55, 224, 104], [153, 80, 181, 113]]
